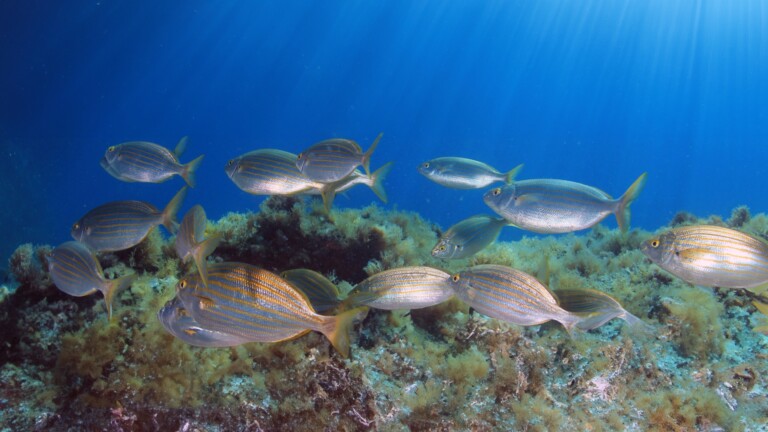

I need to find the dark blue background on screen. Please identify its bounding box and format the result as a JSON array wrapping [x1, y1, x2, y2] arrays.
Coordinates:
[[2, 0, 768, 265]]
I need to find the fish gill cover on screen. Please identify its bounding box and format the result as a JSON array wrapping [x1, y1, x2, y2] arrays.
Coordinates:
[[2, 1, 768, 431]]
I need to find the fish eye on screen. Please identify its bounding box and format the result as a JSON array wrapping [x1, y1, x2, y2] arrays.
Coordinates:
[[107, 146, 115, 153], [439, 245, 446, 251], [227, 159, 233, 166], [492, 188, 501, 196], [297, 153, 303, 160], [423, 162, 430, 168], [650, 239, 660, 248], [451, 274, 460, 282], [72, 223, 80, 230], [178, 280, 187, 290]]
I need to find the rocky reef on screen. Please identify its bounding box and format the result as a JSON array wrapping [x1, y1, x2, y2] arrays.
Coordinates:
[[1, 198, 767, 431]]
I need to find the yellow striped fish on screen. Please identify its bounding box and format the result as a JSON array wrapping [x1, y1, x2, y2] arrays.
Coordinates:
[[483, 173, 647, 233], [225, 149, 321, 195], [47, 241, 136, 318], [432, 215, 509, 259], [296, 133, 382, 183], [554, 288, 651, 333], [158, 297, 250, 347], [280, 268, 342, 314], [641, 225, 768, 290], [175, 205, 221, 288], [448, 264, 581, 333], [71, 186, 187, 252], [343, 266, 453, 310], [100, 137, 204, 187], [176, 262, 367, 357]]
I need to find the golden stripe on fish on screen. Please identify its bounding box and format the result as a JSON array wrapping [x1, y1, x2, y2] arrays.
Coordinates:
[[177, 262, 366, 356], [343, 266, 453, 310], [47, 241, 136, 318], [72, 187, 187, 252], [449, 264, 580, 333], [641, 225, 768, 289]]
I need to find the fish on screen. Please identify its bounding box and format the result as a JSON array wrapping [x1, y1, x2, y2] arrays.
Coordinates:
[[432, 215, 509, 259], [47, 241, 137, 318], [175, 205, 221, 288], [640, 224, 768, 290], [554, 288, 651, 333], [343, 266, 453, 310], [448, 264, 581, 333], [176, 262, 368, 357], [296, 133, 382, 183], [72, 186, 187, 252], [158, 297, 250, 347], [100, 137, 204, 187], [280, 269, 342, 314], [418, 157, 523, 189], [483, 173, 647, 233], [225, 149, 321, 195]]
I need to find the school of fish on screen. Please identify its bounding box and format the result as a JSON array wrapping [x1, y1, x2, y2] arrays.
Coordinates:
[[44, 134, 768, 359]]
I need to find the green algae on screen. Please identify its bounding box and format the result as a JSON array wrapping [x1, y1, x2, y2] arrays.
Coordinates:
[[1, 198, 768, 430]]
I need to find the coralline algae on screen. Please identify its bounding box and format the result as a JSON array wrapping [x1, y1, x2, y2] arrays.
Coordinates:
[[1, 199, 767, 431]]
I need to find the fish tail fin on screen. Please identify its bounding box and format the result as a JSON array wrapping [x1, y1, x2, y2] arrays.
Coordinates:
[[362, 132, 383, 177], [103, 273, 138, 320], [369, 161, 394, 203], [621, 311, 654, 336], [174, 136, 189, 158], [181, 154, 205, 188], [615, 172, 647, 233], [193, 235, 222, 288], [321, 184, 339, 213], [161, 186, 188, 234], [505, 163, 524, 184], [322, 306, 369, 357]]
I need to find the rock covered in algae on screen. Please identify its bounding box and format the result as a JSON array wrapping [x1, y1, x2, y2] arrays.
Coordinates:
[[0, 198, 767, 430]]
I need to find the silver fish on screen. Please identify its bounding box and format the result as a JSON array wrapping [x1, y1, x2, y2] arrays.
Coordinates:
[[554, 288, 651, 333], [432, 215, 508, 259], [177, 262, 368, 357], [641, 225, 768, 290], [418, 157, 523, 189], [449, 264, 580, 333], [100, 137, 204, 187], [304, 162, 394, 210], [47, 241, 136, 318], [72, 187, 187, 252], [158, 297, 250, 347], [280, 269, 342, 314], [225, 149, 321, 195], [343, 266, 453, 310], [175, 205, 221, 288], [483, 173, 647, 233], [296, 133, 382, 183]]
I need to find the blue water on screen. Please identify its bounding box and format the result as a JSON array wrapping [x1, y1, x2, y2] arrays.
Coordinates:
[[2, 1, 768, 265]]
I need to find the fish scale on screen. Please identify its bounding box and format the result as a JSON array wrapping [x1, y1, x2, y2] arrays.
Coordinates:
[[343, 266, 453, 310]]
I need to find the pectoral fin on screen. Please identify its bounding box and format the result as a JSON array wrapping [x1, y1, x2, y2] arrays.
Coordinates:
[[676, 248, 713, 264]]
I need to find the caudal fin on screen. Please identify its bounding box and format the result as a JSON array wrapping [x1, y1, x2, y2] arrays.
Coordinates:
[[369, 161, 394, 203], [504, 163, 524, 184], [102, 273, 138, 320], [161, 186, 188, 234], [321, 306, 369, 357], [182, 154, 205, 188], [361, 132, 383, 177], [615, 172, 647, 232]]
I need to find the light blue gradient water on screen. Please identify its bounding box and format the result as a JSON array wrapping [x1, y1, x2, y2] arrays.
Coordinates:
[[2, 1, 767, 266]]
